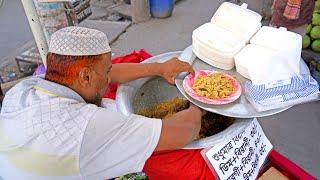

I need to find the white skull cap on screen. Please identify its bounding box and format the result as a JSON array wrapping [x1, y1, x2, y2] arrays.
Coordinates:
[[49, 26, 111, 56]]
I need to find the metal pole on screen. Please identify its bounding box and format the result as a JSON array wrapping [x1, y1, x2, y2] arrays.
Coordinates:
[[132, 0, 151, 23], [21, 0, 49, 68]]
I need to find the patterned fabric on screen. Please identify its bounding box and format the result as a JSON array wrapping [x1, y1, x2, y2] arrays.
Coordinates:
[[49, 26, 111, 56], [283, 0, 302, 20], [270, 0, 314, 29], [0, 77, 96, 179], [0, 77, 162, 179], [245, 75, 319, 112]]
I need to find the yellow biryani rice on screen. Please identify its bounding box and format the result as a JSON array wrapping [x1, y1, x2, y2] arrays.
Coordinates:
[[192, 73, 234, 99], [137, 98, 235, 139]]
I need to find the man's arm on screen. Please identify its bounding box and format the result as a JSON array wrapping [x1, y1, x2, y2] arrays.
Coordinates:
[[109, 63, 162, 83], [109, 57, 193, 84], [155, 104, 202, 151]]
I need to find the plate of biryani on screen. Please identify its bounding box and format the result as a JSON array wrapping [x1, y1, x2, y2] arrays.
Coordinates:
[[183, 70, 241, 104]]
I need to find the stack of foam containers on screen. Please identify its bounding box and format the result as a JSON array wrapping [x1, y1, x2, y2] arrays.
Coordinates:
[[235, 26, 303, 80], [192, 2, 262, 70]]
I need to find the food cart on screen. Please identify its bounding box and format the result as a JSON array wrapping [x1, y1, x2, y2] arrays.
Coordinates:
[[116, 2, 318, 179], [18, 1, 319, 179]]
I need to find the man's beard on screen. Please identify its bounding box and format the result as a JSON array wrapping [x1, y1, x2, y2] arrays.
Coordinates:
[[94, 92, 103, 106], [87, 92, 102, 106], [90, 85, 108, 106]]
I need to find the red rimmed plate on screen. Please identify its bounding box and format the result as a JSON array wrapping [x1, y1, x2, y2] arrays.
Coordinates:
[[183, 70, 242, 105]]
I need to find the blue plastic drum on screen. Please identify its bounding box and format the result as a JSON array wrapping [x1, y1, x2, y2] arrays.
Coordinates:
[[149, 0, 174, 18]]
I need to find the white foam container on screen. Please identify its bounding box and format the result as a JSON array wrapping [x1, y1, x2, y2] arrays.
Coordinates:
[[192, 2, 262, 70], [192, 23, 244, 70], [211, 2, 262, 42], [235, 26, 303, 80], [250, 26, 302, 51], [235, 44, 277, 79]]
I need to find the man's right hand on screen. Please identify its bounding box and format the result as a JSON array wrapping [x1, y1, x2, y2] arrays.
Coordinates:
[[154, 103, 203, 151]]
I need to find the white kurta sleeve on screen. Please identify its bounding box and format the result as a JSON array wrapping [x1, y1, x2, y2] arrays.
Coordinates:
[[79, 108, 162, 179]]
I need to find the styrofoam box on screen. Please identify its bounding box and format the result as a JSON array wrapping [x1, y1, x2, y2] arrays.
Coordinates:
[[192, 23, 245, 70], [192, 2, 262, 70], [234, 44, 276, 79], [211, 2, 262, 43], [235, 26, 303, 80], [250, 26, 302, 51]]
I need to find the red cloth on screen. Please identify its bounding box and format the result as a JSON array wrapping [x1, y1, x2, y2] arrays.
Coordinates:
[[103, 49, 152, 99], [267, 150, 317, 180], [143, 149, 215, 180]]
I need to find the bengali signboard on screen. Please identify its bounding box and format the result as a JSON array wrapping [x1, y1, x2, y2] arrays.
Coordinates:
[[204, 119, 273, 180]]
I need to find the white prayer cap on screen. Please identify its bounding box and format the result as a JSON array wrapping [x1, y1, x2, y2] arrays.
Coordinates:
[[49, 26, 111, 56]]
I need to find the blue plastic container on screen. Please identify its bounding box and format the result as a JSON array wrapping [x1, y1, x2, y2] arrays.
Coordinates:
[[149, 0, 174, 18]]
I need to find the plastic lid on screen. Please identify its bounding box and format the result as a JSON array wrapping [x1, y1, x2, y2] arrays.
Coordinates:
[[211, 2, 262, 42]]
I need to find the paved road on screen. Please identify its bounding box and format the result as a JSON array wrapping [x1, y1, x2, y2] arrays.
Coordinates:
[[0, 0, 32, 65]]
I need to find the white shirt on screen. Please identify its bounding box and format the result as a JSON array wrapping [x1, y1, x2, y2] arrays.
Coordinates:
[[0, 77, 161, 179]]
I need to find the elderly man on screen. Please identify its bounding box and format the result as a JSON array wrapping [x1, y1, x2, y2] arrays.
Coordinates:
[[0, 27, 204, 179]]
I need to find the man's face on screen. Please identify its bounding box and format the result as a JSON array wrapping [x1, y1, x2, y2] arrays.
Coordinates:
[[87, 53, 112, 105]]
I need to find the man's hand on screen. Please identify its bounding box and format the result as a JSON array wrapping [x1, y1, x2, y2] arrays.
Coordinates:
[[155, 103, 202, 151], [109, 57, 193, 84], [158, 57, 194, 84]]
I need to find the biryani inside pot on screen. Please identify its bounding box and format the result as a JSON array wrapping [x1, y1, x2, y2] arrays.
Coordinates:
[[192, 73, 235, 99], [137, 97, 235, 139]]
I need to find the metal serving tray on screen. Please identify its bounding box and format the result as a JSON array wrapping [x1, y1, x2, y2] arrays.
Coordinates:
[[175, 46, 293, 118]]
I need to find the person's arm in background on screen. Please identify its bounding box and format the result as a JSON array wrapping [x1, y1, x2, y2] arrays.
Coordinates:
[[109, 57, 193, 84]]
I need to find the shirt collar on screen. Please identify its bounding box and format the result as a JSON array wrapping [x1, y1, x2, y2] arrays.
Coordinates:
[[35, 77, 86, 103]]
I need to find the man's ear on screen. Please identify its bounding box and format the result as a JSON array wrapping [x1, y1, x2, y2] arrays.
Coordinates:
[[78, 67, 92, 87]]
